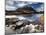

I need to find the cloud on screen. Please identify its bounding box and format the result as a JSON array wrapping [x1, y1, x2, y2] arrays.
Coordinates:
[[6, 0, 44, 11], [31, 3, 44, 12], [6, 5, 17, 11], [5, 0, 33, 10], [36, 4, 44, 12], [16, 3, 27, 8]]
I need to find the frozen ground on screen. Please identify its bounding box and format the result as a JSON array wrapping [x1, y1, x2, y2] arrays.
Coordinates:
[[5, 24, 35, 34], [5, 26, 16, 34]]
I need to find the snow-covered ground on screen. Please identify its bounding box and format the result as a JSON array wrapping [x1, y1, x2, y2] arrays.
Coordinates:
[[5, 25, 16, 34], [5, 24, 39, 34]]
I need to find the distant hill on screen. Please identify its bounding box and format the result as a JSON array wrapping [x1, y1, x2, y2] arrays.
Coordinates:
[[5, 4, 44, 15]]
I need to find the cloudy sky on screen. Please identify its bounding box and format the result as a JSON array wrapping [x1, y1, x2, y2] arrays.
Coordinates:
[[5, 0, 44, 12]]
